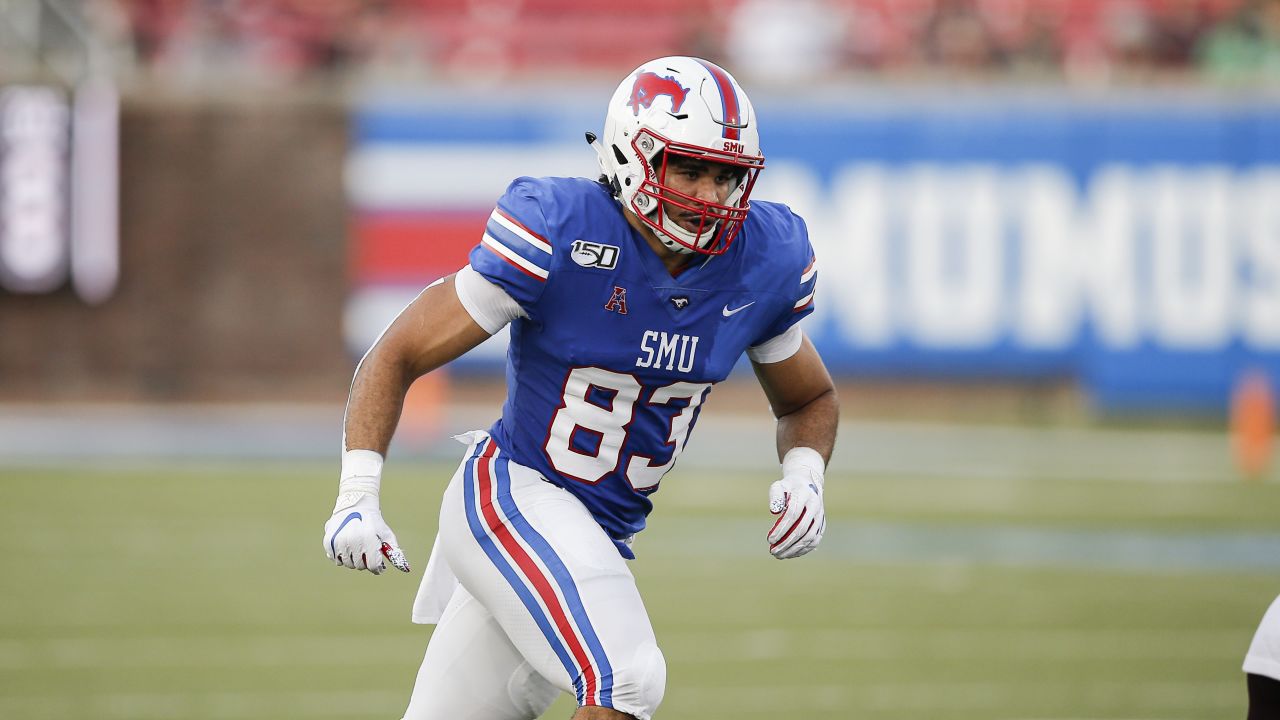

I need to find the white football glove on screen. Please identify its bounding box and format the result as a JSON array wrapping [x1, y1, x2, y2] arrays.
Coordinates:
[[767, 447, 826, 560], [323, 449, 410, 575]]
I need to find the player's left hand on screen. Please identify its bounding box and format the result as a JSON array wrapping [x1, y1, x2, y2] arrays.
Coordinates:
[[767, 447, 826, 559]]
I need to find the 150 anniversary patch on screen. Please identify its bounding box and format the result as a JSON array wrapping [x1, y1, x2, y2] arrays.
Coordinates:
[[571, 239, 620, 270]]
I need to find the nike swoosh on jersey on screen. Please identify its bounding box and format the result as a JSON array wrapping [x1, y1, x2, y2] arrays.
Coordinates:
[[722, 302, 755, 317]]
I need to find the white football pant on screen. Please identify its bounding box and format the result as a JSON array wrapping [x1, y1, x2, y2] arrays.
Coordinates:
[[1246, 594, 1280, 681], [403, 433, 666, 720]]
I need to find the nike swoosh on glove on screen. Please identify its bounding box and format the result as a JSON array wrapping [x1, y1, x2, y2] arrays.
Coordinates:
[[323, 494, 407, 575], [323, 449, 410, 576]]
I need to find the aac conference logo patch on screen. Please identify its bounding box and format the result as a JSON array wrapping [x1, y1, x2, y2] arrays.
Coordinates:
[[571, 239, 620, 270]]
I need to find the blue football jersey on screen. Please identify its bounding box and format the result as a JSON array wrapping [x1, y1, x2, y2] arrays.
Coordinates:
[[468, 176, 817, 553]]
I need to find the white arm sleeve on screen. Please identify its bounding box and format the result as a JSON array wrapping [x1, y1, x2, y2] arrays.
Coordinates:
[[746, 324, 804, 364], [454, 264, 527, 334]]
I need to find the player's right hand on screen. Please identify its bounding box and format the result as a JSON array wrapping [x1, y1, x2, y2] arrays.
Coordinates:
[[323, 494, 407, 575], [322, 449, 410, 575]]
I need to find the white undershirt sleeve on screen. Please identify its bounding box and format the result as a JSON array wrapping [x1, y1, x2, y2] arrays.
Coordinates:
[[746, 324, 804, 364], [453, 264, 527, 334]]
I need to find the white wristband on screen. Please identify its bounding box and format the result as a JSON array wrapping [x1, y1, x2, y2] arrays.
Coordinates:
[[335, 449, 384, 511], [782, 447, 825, 488]]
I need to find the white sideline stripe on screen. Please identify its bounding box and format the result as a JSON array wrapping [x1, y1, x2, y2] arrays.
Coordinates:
[[490, 209, 552, 254], [0, 403, 1266, 485], [482, 234, 550, 279], [800, 262, 816, 283], [793, 290, 815, 308], [682, 414, 1257, 483]]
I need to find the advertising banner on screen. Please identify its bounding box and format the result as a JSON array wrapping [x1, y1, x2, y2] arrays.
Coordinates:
[[346, 93, 1280, 412]]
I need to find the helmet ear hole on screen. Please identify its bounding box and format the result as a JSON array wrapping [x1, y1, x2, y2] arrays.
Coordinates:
[[612, 145, 629, 165]]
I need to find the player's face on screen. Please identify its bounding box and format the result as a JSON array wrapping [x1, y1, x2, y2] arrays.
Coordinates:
[[659, 155, 742, 233]]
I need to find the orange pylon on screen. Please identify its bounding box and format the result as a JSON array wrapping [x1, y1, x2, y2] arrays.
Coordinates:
[[1231, 369, 1275, 481]]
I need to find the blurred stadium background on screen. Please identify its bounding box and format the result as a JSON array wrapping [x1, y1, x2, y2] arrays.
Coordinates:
[[3, 0, 1280, 718]]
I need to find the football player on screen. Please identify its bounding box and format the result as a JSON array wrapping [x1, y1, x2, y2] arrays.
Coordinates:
[[1245, 594, 1280, 719], [324, 56, 838, 720]]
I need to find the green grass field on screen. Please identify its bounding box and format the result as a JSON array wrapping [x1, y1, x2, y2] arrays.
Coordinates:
[[1, 457, 1278, 719]]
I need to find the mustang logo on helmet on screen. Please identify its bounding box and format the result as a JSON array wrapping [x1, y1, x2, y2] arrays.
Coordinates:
[[626, 72, 689, 116]]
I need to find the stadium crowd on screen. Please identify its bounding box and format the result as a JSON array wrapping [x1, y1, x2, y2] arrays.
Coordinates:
[[103, 0, 1280, 86]]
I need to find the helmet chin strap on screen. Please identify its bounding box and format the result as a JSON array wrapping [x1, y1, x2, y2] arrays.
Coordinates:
[[621, 190, 711, 255], [650, 202, 717, 254], [653, 209, 697, 254]]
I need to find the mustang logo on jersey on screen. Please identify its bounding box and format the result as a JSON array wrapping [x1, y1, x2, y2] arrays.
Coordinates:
[[636, 331, 700, 373], [627, 72, 689, 116], [571, 239, 620, 269], [670, 296, 690, 310]]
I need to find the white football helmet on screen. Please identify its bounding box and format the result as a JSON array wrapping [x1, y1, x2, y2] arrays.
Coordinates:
[[592, 56, 764, 256]]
